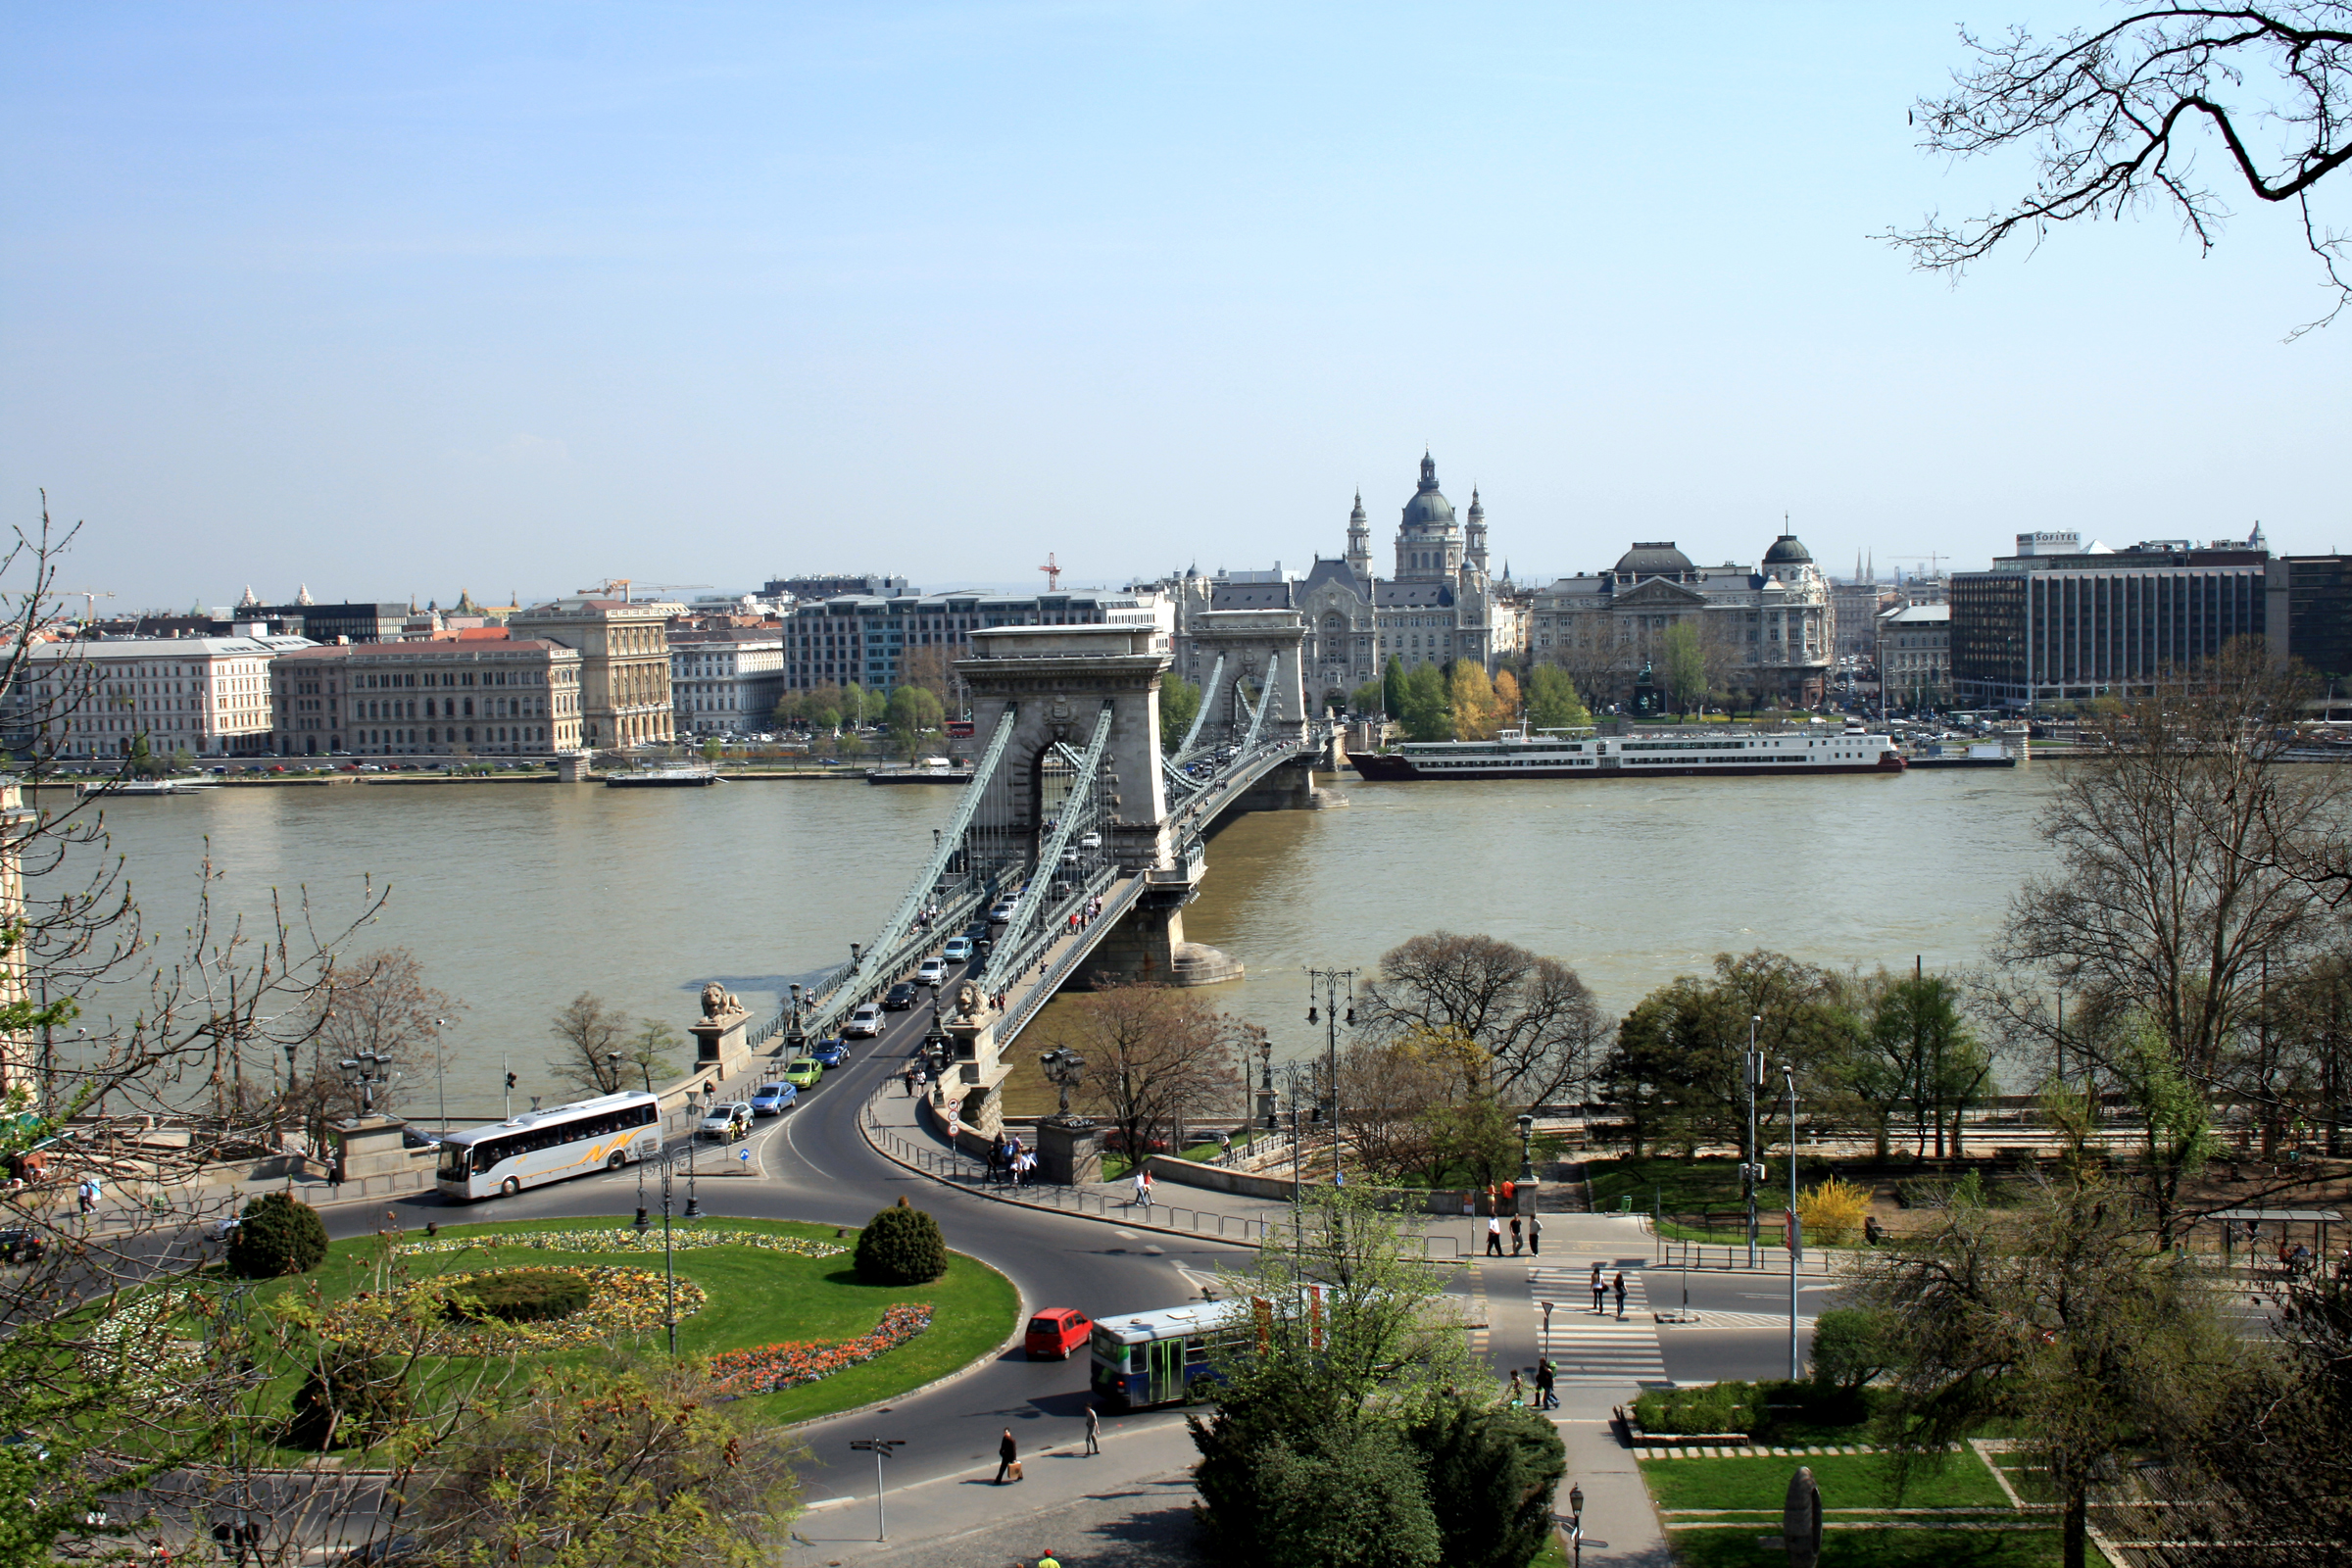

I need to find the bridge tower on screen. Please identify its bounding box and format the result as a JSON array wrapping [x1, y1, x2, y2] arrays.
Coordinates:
[[1189, 609, 1309, 746]]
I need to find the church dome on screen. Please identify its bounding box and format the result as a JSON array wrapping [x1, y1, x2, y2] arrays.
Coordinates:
[[1399, 453, 1456, 533], [1763, 534, 1813, 566], [1613, 542, 1695, 576]]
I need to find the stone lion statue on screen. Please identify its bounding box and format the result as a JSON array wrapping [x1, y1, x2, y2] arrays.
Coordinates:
[[700, 982, 744, 1019], [955, 980, 985, 1020]]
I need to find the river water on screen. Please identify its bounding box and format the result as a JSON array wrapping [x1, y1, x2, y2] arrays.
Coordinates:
[[58, 765, 2059, 1118]]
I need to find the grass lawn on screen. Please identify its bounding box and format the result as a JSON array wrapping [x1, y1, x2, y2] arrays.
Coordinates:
[[1641, 1450, 2011, 1512], [229, 1215, 1017, 1438], [1666, 1527, 2067, 1567]]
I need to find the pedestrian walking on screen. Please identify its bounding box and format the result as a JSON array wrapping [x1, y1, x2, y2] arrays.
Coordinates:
[[1509, 1215, 1523, 1255], [75, 1177, 97, 1216], [1084, 1404, 1101, 1455], [1507, 1369, 1526, 1407], [1038, 1552, 1062, 1568], [1528, 1210, 1542, 1255], [1590, 1262, 1606, 1312], [1133, 1169, 1150, 1209], [1486, 1215, 1504, 1256], [1612, 1270, 1628, 1319], [903, 1066, 916, 1097], [1537, 1357, 1557, 1409], [1142, 1168, 1153, 1207], [996, 1427, 1020, 1484]]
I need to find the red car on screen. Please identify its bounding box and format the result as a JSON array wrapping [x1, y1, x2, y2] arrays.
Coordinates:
[[1025, 1307, 1093, 1360]]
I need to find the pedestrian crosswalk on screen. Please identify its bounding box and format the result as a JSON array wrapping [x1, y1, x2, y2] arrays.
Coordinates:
[[1528, 1263, 1667, 1385], [1666, 1309, 1820, 1331]]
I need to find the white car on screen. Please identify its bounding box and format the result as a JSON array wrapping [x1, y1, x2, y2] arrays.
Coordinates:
[[844, 1003, 884, 1038], [915, 956, 948, 985], [699, 1102, 752, 1142]]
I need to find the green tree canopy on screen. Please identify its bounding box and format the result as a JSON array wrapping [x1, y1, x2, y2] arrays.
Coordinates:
[[1660, 620, 1707, 717], [1159, 674, 1202, 751], [1396, 663, 1450, 741], [1524, 664, 1590, 730]]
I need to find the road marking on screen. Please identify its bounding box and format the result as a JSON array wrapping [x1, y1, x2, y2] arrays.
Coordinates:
[[1530, 1264, 1666, 1384], [1664, 1310, 1820, 1331]]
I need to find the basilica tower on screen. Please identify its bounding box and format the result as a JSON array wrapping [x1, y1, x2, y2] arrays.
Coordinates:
[[1394, 453, 1462, 581]]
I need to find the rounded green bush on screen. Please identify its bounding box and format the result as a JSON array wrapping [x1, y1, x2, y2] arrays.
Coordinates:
[[446, 1268, 594, 1323], [287, 1343, 411, 1449], [225, 1191, 329, 1279], [855, 1200, 947, 1285]]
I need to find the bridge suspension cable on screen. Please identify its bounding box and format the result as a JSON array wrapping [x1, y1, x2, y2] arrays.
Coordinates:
[[1174, 653, 1223, 759], [812, 704, 1019, 1024], [975, 700, 1115, 997], [1237, 652, 1277, 755]]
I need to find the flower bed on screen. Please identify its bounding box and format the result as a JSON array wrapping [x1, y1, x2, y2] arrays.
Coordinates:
[[706, 1303, 936, 1398], [82, 1289, 204, 1403], [318, 1266, 709, 1354], [396, 1227, 846, 1261]]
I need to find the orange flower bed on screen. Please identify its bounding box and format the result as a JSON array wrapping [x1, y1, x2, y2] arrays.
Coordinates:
[[706, 1303, 935, 1398]]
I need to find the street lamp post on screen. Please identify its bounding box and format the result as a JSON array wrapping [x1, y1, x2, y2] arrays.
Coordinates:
[[1743, 1013, 1763, 1269], [337, 1051, 396, 1116], [433, 1018, 448, 1132], [1786, 1062, 1802, 1380], [607, 1052, 621, 1095], [1304, 967, 1358, 1185], [683, 1087, 703, 1219], [786, 983, 807, 1055], [1517, 1111, 1537, 1183], [1568, 1483, 1585, 1568], [1254, 1027, 1275, 1131]]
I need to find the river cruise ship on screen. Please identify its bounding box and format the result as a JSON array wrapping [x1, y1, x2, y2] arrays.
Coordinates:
[[1348, 725, 1904, 782]]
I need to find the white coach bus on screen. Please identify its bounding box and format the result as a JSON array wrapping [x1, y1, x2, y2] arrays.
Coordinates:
[[433, 1092, 662, 1200]]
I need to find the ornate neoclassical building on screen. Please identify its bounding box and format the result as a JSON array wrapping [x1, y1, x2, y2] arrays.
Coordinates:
[[1527, 534, 1833, 707], [1163, 455, 1521, 711]]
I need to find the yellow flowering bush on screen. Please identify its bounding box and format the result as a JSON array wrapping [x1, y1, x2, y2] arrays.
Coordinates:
[[1795, 1176, 1873, 1246]]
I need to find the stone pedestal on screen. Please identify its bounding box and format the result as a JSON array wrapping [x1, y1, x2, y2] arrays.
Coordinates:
[[1036, 1117, 1104, 1185], [691, 1009, 750, 1077], [555, 751, 591, 783], [942, 1007, 1010, 1156], [332, 1114, 412, 1181], [1515, 1179, 1542, 1215]]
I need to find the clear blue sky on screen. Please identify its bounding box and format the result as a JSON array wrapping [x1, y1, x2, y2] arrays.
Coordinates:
[[4, 2, 2345, 611]]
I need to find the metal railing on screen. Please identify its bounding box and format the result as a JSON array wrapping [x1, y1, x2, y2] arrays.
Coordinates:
[[1655, 1235, 1838, 1275]]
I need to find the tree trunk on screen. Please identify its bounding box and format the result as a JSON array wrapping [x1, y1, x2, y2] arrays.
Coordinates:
[[2062, 1481, 2087, 1568]]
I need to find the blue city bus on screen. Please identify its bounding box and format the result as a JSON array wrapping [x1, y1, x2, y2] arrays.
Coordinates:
[[1088, 1301, 1248, 1410]]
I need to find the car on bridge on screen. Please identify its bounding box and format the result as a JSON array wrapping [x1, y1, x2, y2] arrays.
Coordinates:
[[942, 936, 973, 962], [915, 955, 948, 985], [987, 901, 1016, 923], [781, 1057, 824, 1090], [882, 983, 919, 1011], [809, 1038, 849, 1067], [750, 1083, 797, 1116], [844, 1003, 885, 1037]]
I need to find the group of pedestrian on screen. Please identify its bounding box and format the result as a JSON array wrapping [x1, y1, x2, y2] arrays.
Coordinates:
[[1589, 1260, 1628, 1317], [986, 1133, 1036, 1187], [74, 1175, 103, 1216], [1130, 1166, 1153, 1208], [1482, 1211, 1543, 1256]]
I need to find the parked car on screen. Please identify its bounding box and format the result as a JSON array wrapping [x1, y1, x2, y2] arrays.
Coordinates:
[[915, 956, 948, 986], [750, 1083, 798, 1116], [699, 1102, 753, 1142], [845, 1003, 885, 1037], [781, 1056, 824, 1090], [883, 982, 919, 1011], [1024, 1306, 1094, 1360], [1101, 1128, 1171, 1154], [942, 936, 973, 962], [809, 1038, 849, 1067]]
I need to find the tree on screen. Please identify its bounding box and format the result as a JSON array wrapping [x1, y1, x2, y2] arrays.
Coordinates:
[[700, 735, 722, 762], [1524, 663, 1590, 731], [1348, 677, 1387, 717], [1381, 653, 1407, 721], [306, 948, 461, 1128], [899, 642, 959, 712], [1159, 674, 1202, 752], [2188, 1258, 2352, 1559], [1405, 1401, 1566, 1568], [853, 1197, 946, 1285], [1847, 969, 1978, 1160], [1364, 932, 1612, 1109], [412, 1356, 803, 1567], [1048, 983, 1241, 1158], [1853, 1161, 2247, 1568], [1888, 4, 2352, 337], [1489, 667, 1520, 729], [1660, 620, 1708, 717], [884, 682, 944, 760], [225, 1191, 330, 1278], [1336, 1037, 1449, 1183], [1995, 645, 2336, 1109], [1396, 662, 1450, 741], [1446, 661, 1503, 741], [548, 992, 628, 1097], [627, 1018, 681, 1092]]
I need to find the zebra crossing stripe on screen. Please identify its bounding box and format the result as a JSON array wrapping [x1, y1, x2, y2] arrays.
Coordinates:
[[1531, 1265, 1665, 1384]]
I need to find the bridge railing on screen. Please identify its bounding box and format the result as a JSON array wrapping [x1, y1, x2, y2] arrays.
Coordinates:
[[994, 868, 1148, 1045]]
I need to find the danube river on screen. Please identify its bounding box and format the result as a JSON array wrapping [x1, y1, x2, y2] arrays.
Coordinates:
[[62, 765, 2060, 1118]]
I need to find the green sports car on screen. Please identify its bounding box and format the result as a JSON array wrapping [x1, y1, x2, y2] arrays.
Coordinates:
[[781, 1056, 824, 1090]]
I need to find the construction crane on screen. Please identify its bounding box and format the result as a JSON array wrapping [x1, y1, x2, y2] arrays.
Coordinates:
[[1038, 553, 1062, 591], [575, 579, 713, 604], [1884, 554, 1945, 577], [57, 588, 114, 622]]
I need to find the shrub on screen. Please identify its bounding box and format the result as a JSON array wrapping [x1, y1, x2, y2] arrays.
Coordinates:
[[1193, 1363, 1439, 1568], [225, 1191, 329, 1279], [287, 1344, 411, 1449], [854, 1200, 946, 1285], [1812, 1308, 1892, 1392], [1633, 1382, 1759, 1435], [1405, 1399, 1566, 1568], [446, 1268, 593, 1323], [1796, 1176, 1873, 1245]]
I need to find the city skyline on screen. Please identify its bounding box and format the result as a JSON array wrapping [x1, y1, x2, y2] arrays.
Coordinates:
[[5, 3, 2345, 607]]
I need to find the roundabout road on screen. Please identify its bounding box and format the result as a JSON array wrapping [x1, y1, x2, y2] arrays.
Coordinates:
[[318, 957, 1256, 1497]]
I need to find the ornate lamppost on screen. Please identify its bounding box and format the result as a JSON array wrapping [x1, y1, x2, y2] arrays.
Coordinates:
[[1039, 1048, 1087, 1121], [683, 1087, 703, 1219], [786, 983, 806, 1056], [1305, 968, 1358, 1184]]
